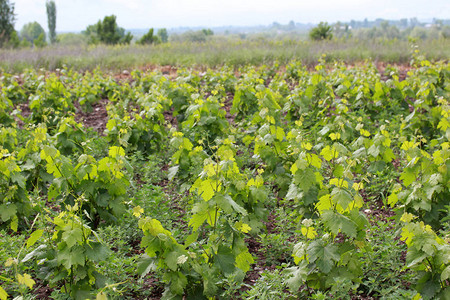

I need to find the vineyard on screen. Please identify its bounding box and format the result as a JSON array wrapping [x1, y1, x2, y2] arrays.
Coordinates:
[[0, 54, 449, 299]]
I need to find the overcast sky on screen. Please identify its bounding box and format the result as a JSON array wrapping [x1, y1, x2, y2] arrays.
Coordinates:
[[12, 0, 450, 32]]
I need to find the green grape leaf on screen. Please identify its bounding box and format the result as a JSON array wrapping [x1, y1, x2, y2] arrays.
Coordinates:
[[331, 188, 353, 210], [10, 172, 26, 188], [307, 240, 339, 273], [203, 268, 219, 297], [309, 153, 322, 169], [276, 126, 285, 141], [322, 210, 357, 238], [184, 232, 199, 247], [215, 194, 247, 216], [197, 178, 218, 201], [294, 168, 316, 193], [215, 245, 236, 275], [165, 250, 184, 271], [85, 242, 110, 262], [333, 165, 344, 178], [383, 148, 396, 162], [0, 204, 17, 221], [17, 273, 35, 289], [166, 271, 187, 295], [26, 229, 44, 249], [321, 145, 338, 161], [284, 261, 308, 292], [62, 228, 83, 248], [400, 168, 416, 187], [235, 250, 254, 273], [137, 254, 157, 278], [441, 265, 450, 281], [0, 286, 8, 300], [57, 246, 85, 269], [368, 145, 380, 158]]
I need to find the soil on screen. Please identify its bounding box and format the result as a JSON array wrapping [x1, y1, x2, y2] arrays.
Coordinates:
[[74, 99, 109, 134], [34, 283, 53, 299]]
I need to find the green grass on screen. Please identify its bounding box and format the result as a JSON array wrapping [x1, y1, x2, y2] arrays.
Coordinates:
[[0, 37, 449, 72]]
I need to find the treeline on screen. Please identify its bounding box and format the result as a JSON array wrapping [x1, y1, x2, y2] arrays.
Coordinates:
[[0, 1, 175, 48], [0, 0, 448, 50], [0, 0, 55, 48], [332, 20, 450, 41]]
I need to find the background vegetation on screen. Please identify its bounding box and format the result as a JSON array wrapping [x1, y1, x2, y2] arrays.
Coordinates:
[[0, 38, 448, 72]]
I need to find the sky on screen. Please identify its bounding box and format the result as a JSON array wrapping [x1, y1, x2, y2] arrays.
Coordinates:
[[12, 0, 450, 32]]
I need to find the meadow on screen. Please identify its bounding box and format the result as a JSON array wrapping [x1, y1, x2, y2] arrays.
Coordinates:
[[0, 37, 449, 72]]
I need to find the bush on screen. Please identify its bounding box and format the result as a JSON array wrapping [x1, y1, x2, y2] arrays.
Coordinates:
[[170, 29, 214, 43], [20, 21, 46, 44], [309, 22, 333, 40], [157, 28, 168, 43], [33, 32, 47, 48], [83, 15, 132, 45], [136, 28, 159, 45], [0, 0, 16, 47]]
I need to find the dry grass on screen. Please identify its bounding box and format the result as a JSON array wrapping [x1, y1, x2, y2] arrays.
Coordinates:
[[0, 38, 448, 72]]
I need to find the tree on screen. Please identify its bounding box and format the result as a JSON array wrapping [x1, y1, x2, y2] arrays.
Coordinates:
[[46, 0, 56, 44], [33, 32, 46, 47], [157, 28, 168, 43], [83, 15, 132, 45], [0, 0, 16, 47], [21, 21, 46, 43], [137, 28, 160, 45], [202, 28, 213, 36], [5, 30, 19, 48], [309, 22, 333, 41]]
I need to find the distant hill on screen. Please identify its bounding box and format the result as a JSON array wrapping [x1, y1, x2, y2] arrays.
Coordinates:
[[126, 18, 449, 37]]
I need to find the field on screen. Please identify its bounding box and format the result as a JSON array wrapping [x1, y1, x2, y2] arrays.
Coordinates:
[[1, 38, 450, 73], [0, 52, 449, 299]]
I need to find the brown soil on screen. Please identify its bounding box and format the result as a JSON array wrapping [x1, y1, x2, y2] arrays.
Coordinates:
[[375, 62, 411, 81], [15, 101, 31, 128], [34, 283, 53, 299], [74, 99, 109, 134], [223, 91, 236, 126]]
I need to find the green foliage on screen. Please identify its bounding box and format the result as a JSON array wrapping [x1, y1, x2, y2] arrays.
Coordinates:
[[42, 145, 130, 228], [105, 107, 166, 156], [33, 32, 46, 48], [46, 0, 56, 44], [0, 0, 16, 47], [25, 204, 110, 298], [170, 29, 214, 43], [56, 32, 87, 46], [20, 21, 46, 44], [157, 28, 168, 43], [0, 147, 31, 231], [137, 28, 159, 45], [309, 22, 333, 41], [0, 58, 448, 299], [84, 15, 133, 45], [400, 213, 450, 299], [4, 30, 19, 48], [29, 73, 73, 128], [140, 139, 268, 297]]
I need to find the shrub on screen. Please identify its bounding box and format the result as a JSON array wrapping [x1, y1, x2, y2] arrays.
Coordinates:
[[309, 22, 333, 40]]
